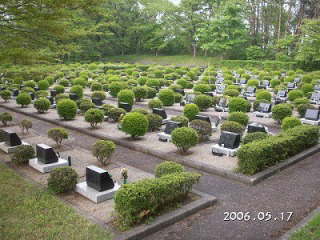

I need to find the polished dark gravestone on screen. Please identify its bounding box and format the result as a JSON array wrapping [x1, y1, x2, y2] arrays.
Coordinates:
[[153, 108, 167, 119], [36, 144, 58, 164], [50, 90, 57, 97], [29, 92, 35, 100], [92, 98, 103, 106], [218, 131, 241, 149], [175, 88, 185, 96], [12, 89, 19, 97], [247, 123, 267, 133], [195, 115, 211, 125], [118, 102, 132, 112], [4, 130, 22, 147], [47, 96, 55, 105], [305, 109, 320, 121], [164, 121, 182, 135], [86, 165, 114, 192], [69, 93, 79, 101]]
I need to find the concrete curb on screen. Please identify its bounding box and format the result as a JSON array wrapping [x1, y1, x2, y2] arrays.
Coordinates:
[[114, 190, 217, 240], [1, 103, 319, 186], [278, 207, 320, 240]]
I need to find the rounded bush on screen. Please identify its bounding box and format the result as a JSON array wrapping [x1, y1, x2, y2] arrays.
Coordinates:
[[183, 104, 200, 121], [55, 93, 69, 102], [34, 97, 50, 113], [146, 79, 161, 89], [144, 86, 157, 98], [16, 92, 31, 107], [148, 98, 163, 109], [121, 112, 149, 138], [70, 85, 83, 99], [302, 75, 312, 83], [281, 116, 302, 131], [270, 79, 281, 88], [24, 80, 36, 88], [174, 93, 183, 103], [224, 89, 240, 97], [247, 79, 259, 87], [243, 132, 268, 145], [47, 167, 78, 193], [102, 104, 115, 116], [193, 84, 211, 93], [155, 161, 185, 178], [20, 119, 32, 133], [0, 112, 13, 126], [297, 104, 315, 117], [109, 107, 126, 122], [38, 80, 49, 90], [220, 121, 244, 134], [117, 89, 135, 106], [158, 89, 175, 106], [171, 127, 198, 153], [171, 115, 189, 127], [132, 108, 149, 115], [227, 112, 249, 126], [194, 94, 213, 111], [272, 103, 293, 123], [79, 98, 94, 113], [59, 79, 69, 87], [85, 108, 104, 128], [35, 90, 48, 98], [301, 83, 313, 95], [228, 97, 251, 112], [92, 140, 116, 166], [57, 99, 77, 120], [288, 89, 304, 102], [48, 128, 68, 146], [90, 91, 105, 101], [190, 119, 212, 142], [256, 90, 272, 101], [146, 113, 162, 131], [133, 86, 147, 102], [0, 90, 11, 102], [11, 145, 35, 165], [109, 82, 125, 97], [91, 82, 103, 91], [54, 85, 65, 94]]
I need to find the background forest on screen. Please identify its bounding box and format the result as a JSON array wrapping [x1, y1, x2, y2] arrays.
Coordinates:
[[1, 0, 319, 69]]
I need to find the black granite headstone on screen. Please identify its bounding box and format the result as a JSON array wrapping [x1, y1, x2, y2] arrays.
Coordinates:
[[204, 92, 214, 97], [34, 87, 40, 92], [46, 96, 55, 105], [164, 121, 182, 135], [118, 102, 132, 112], [175, 89, 185, 96], [13, 89, 19, 97], [92, 98, 103, 106], [195, 115, 211, 125], [305, 109, 320, 121], [50, 90, 57, 97], [218, 131, 240, 149], [86, 165, 114, 192], [4, 130, 22, 146], [29, 92, 35, 100], [36, 144, 58, 164], [69, 93, 79, 101], [153, 108, 167, 119], [247, 123, 267, 133]]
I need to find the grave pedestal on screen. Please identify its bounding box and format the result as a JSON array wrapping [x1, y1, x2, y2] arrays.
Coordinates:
[[211, 144, 239, 157], [76, 181, 120, 203], [29, 158, 69, 173], [301, 118, 320, 126], [158, 132, 172, 142], [0, 142, 29, 154], [254, 111, 272, 118]]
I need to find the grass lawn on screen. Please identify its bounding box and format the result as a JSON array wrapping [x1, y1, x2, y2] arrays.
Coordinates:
[[0, 163, 112, 240], [290, 213, 320, 240]]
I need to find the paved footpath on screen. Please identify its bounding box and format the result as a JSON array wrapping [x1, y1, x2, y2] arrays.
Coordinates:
[[4, 108, 320, 240]]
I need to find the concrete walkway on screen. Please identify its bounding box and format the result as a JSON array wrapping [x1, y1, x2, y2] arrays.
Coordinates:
[[3, 107, 320, 240]]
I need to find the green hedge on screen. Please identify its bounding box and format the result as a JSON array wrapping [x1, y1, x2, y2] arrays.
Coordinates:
[[114, 172, 200, 226], [238, 125, 319, 175]]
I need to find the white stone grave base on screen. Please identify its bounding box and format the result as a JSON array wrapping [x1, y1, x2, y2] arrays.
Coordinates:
[[211, 144, 239, 157], [29, 158, 69, 173], [301, 118, 320, 126], [0, 142, 29, 154], [158, 132, 172, 142], [76, 181, 121, 203], [162, 118, 170, 125], [254, 112, 272, 118]]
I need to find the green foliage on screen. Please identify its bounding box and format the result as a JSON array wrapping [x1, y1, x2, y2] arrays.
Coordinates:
[[193, 94, 213, 111], [256, 90, 272, 101], [85, 108, 104, 128], [243, 132, 268, 145], [53, 85, 65, 94], [91, 82, 103, 91], [132, 108, 149, 115], [220, 121, 244, 134], [228, 97, 251, 112], [0, 112, 13, 126], [48, 128, 68, 146], [301, 83, 314, 95], [108, 107, 126, 122], [70, 85, 83, 99], [0, 90, 11, 102], [38, 80, 49, 90], [293, 97, 309, 106], [92, 91, 106, 100], [117, 89, 135, 106], [121, 112, 149, 138], [270, 79, 281, 88], [171, 115, 189, 127], [33, 97, 50, 113], [158, 89, 175, 106], [16, 93, 31, 107], [227, 112, 249, 126], [281, 117, 302, 131], [79, 98, 94, 113], [11, 145, 35, 165], [183, 104, 200, 121], [246, 46, 267, 60], [253, 99, 271, 111], [189, 119, 212, 142], [288, 89, 304, 102], [48, 167, 78, 193], [171, 127, 199, 153], [247, 80, 259, 87], [19, 119, 32, 134], [133, 86, 147, 102], [297, 103, 315, 117], [146, 113, 162, 131], [57, 99, 77, 120], [148, 98, 163, 109], [224, 89, 240, 97], [193, 84, 211, 94], [155, 162, 185, 178], [272, 103, 293, 123], [92, 140, 116, 166]]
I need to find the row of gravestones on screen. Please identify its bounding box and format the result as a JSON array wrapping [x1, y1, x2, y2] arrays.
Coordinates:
[[0, 129, 119, 204]]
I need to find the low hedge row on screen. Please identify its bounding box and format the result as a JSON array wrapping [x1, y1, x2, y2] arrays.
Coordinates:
[[114, 172, 200, 226], [238, 125, 319, 175]]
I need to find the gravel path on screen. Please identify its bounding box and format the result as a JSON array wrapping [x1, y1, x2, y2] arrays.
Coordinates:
[[3, 107, 320, 240]]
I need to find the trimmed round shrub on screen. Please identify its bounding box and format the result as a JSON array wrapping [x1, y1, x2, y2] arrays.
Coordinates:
[[194, 94, 213, 111], [193, 84, 211, 93], [0, 112, 13, 126], [224, 89, 240, 97], [132, 108, 149, 115], [272, 103, 292, 123], [281, 116, 302, 131], [183, 104, 200, 121], [117, 89, 135, 106], [293, 97, 309, 106], [24, 80, 36, 88], [38, 80, 49, 90], [55, 93, 69, 102], [174, 93, 183, 103], [228, 97, 251, 112], [33, 97, 50, 113], [91, 82, 103, 91], [0, 90, 11, 102], [70, 85, 83, 98], [243, 132, 268, 145], [57, 99, 77, 120], [171, 127, 198, 153], [59, 79, 69, 87], [270, 79, 281, 88], [288, 89, 304, 102], [20, 119, 32, 133], [36, 90, 48, 98], [16, 92, 31, 107], [297, 103, 315, 117], [227, 112, 249, 126], [47, 167, 78, 193], [148, 98, 163, 109], [109, 82, 125, 97], [146, 79, 161, 89], [92, 140, 116, 166], [101, 103, 115, 116], [11, 145, 35, 165], [121, 112, 149, 138], [247, 79, 259, 87], [220, 121, 244, 134], [133, 86, 147, 102], [171, 115, 189, 127], [109, 107, 126, 122], [91, 91, 106, 100], [256, 90, 272, 101], [48, 128, 68, 146], [147, 113, 162, 131], [85, 108, 104, 128], [301, 83, 313, 95], [158, 89, 175, 106], [155, 161, 185, 178], [54, 85, 65, 94], [79, 98, 94, 113], [302, 75, 312, 83], [144, 86, 157, 98], [190, 119, 212, 142]]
